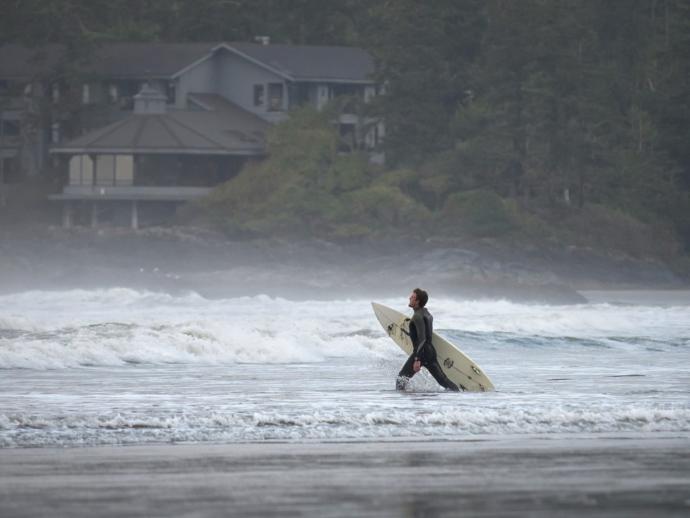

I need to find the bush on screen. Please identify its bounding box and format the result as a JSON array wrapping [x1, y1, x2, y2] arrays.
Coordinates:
[[556, 204, 679, 259], [345, 185, 430, 229], [439, 190, 516, 237], [196, 104, 442, 240]]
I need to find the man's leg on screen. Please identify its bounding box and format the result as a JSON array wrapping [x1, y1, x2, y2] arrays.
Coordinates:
[[422, 345, 463, 391], [396, 353, 417, 390], [426, 361, 462, 391]]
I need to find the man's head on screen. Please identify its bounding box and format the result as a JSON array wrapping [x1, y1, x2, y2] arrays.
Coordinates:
[[408, 288, 429, 309]]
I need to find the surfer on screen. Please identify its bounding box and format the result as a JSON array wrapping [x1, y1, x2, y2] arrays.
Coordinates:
[[396, 288, 461, 391]]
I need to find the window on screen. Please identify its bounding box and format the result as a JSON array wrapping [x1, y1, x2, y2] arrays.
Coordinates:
[[331, 84, 362, 114], [120, 81, 140, 97], [96, 155, 116, 185], [364, 85, 376, 103], [1, 157, 21, 184], [0, 120, 20, 137], [69, 155, 94, 185], [268, 83, 284, 111], [330, 84, 360, 98], [52, 83, 60, 104], [87, 155, 134, 186], [51, 122, 60, 144], [253, 84, 265, 106], [166, 82, 176, 105], [289, 83, 311, 107], [115, 155, 133, 186], [108, 84, 119, 104], [338, 123, 356, 152]]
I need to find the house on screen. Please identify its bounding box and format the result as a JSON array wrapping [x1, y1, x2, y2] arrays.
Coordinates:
[[0, 41, 383, 227], [0, 44, 65, 184]]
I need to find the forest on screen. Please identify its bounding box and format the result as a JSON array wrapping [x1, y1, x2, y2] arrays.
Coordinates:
[[3, 0, 689, 262]]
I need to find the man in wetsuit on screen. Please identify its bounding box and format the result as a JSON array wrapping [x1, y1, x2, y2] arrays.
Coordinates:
[[396, 288, 460, 391]]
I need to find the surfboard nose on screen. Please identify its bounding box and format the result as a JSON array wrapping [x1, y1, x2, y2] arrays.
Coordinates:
[[371, 302, 390, 328]]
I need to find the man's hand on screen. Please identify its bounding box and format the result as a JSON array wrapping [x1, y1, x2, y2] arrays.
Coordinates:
[[413, 358, 421, 373]]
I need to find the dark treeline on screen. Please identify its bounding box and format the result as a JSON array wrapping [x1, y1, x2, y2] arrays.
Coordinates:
[[3, 0, 690, 255]]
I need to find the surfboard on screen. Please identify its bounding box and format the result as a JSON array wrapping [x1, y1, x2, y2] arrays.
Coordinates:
[[372, 302, 495, 392]]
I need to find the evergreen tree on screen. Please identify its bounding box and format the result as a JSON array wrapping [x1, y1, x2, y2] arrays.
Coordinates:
[[2, 0, 689, 251], [363, 0, 486, 166]]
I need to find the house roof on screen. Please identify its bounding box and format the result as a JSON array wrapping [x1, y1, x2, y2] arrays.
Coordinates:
[[0, 41, 375, 83], [217, 43, 375, 83], [0, 44, 65, 79], [0, 42, 216, 80], [85, 42, 216, 79], [51, 95, 269, 156]]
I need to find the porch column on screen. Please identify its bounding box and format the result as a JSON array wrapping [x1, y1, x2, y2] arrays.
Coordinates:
[[130, 200, 139, 230], [62, 202, 72, 228], [91, 202, 98, 227]]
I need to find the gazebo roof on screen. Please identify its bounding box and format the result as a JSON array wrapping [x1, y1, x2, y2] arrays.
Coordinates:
[[52, 95, 268, 156]]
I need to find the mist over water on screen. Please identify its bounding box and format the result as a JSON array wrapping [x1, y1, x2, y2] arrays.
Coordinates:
[[1, 289, 688, 447]]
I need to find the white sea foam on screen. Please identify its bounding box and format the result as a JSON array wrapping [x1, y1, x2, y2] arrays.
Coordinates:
[[1, 289, 688, 447], [0, 290, 401, 369], [1, 289, 688, 369], [431, 299, 690, 339], [1, 403, 688, 447]]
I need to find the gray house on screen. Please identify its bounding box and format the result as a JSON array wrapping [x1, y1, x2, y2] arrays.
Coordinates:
[[0, 41, 383, 227]]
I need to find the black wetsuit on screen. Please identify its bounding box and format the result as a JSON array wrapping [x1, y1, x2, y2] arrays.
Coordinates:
[[396, 307, 460, 391]]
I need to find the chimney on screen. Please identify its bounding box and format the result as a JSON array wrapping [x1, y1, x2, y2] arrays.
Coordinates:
[[133, 83, 167, 114]]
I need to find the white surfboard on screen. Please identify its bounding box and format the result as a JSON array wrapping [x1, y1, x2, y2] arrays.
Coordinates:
[[372, 302, 495, 392]]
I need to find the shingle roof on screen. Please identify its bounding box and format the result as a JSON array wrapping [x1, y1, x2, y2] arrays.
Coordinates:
[[0, 44, 65, 79], [1, 41, 375, 83], [86, 42, 216, 78], [222, 43, 375, 83], [51, 96, 269, 156], [0, 42, 216, 80]]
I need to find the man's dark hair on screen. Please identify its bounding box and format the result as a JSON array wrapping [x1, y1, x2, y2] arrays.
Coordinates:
[[413, 288, 429, 307]]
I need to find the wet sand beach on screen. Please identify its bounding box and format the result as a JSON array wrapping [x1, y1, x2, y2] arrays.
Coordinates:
[[1, 436, 689, 517]]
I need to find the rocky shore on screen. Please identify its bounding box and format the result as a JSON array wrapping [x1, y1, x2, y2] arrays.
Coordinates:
[[0, 224, 686, 303]]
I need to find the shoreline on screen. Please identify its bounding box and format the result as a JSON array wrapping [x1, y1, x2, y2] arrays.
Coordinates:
[[2, 435, 689, 517], [1, 224, 687, 304], [4, 430, 689, 451]]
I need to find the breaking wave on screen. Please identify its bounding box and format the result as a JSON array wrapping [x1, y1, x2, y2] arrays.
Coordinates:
[[1, 288, 688, 369]]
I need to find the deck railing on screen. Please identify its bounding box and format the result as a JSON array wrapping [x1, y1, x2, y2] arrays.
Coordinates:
[[51, 185, 213, 201]]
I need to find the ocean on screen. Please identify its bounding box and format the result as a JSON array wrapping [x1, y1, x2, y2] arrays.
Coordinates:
[[1, 288, 688, 448]]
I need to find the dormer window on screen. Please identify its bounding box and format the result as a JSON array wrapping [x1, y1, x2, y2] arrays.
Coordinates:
[[268, 83, 284, 111], [133, 84, 167, 114]]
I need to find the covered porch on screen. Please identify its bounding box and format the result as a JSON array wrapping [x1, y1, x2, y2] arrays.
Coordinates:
[[48, 152, 250, 229], [49, 186, 214, 229], [48, 85, 268, 229]]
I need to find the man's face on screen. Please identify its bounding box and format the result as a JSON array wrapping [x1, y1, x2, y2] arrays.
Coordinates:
[[408, 292, 418, 309]]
